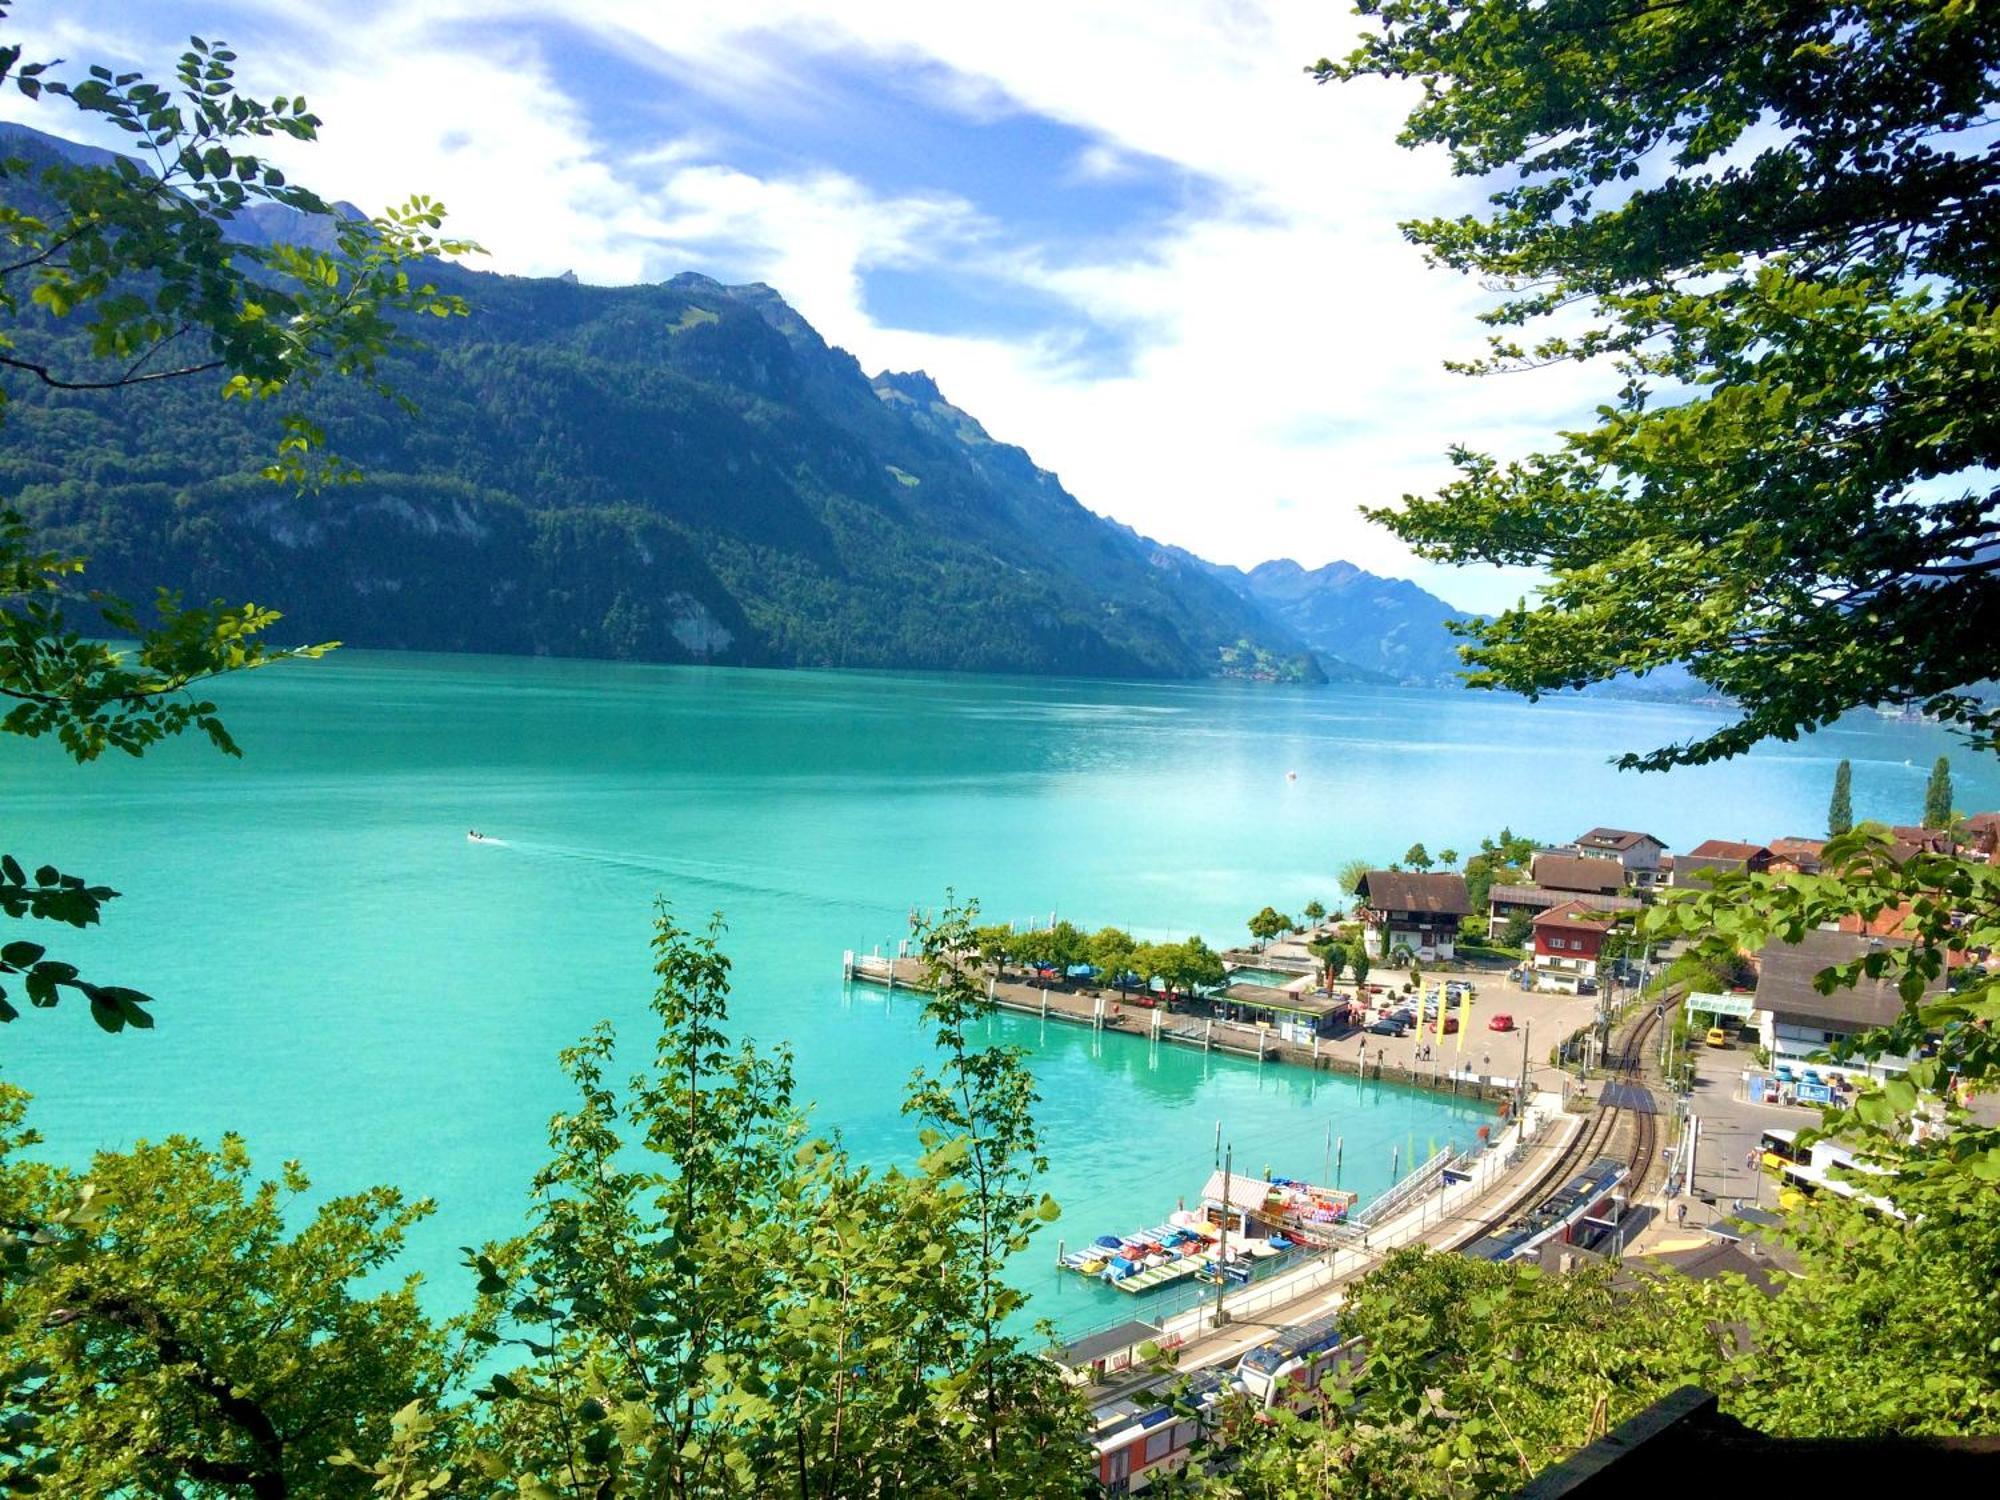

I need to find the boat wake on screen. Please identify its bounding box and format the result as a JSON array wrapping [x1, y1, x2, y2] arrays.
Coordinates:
[[482, 837, 860, 913]]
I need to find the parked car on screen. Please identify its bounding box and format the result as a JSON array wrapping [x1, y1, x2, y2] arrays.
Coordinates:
[[1366, 1015, 1409, 1036], [1705, 1027, 1730, 1048], [1488, 1012, 1515, 1032]]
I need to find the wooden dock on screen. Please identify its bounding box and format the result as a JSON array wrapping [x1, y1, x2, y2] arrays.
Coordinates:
[[840, 952, 1511, 1103]]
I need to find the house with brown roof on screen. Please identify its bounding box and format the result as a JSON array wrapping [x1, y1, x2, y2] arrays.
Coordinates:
[[1766, 837, 1826, 875], [1527, 901, 1621, 994], [1352, 870, 1471, 960], [1531, 852, 1629, 900], [1672, 839, 1774, 888], [1753, 928, 1939, 1080], [1572, 827, 1669, 886]]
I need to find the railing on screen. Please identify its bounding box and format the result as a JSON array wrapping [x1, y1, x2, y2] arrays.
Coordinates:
[[1347, 1147, 1453, 1227]]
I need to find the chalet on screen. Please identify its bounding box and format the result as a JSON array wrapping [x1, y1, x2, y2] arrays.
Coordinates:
[[1527, 900, 1619, 994], [1352, 870, 1470, 960], [1530, 852, 1628, 900], [1766, 837, 1826, 875], [1572, 827, 1669, 886], [1672, 839, 1774, 888], [1753, 929, 1938, 1080]]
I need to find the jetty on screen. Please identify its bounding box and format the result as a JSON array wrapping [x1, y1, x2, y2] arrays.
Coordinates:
[[841, 950, 1518, 1104]]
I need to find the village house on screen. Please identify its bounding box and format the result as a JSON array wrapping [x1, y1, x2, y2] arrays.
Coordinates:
[[1753, 929, 1939, 1081], [1572, 827, 1669, 887], [1672, 839, 1774, 888], [1965, 811, 1999, 861], [1352, 870, 1470, 960], [1766, 837, 1826, 875], [1530, 852, 1629, 900], [1527, 900, 1619, 994]]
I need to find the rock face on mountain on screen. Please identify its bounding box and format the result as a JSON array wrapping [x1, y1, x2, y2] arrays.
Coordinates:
[[0, 123, 1327, 683], [1217, 559, 1476, 685]]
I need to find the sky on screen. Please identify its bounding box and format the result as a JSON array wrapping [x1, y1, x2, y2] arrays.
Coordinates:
[[0, 0, 1606, 612]]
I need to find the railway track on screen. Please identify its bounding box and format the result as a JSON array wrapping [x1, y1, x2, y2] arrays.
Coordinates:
[[1448, 1003, 1665, 1249]]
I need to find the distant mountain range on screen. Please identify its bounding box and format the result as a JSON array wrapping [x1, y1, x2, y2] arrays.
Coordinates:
[[1211, 558, 1476, 684], [0, 121, 1481, 688]]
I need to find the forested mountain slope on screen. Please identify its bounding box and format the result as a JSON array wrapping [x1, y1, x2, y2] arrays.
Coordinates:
[[0, 122, 1327, 682]]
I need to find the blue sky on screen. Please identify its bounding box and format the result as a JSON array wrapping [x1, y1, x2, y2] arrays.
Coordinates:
[[0, 0, 1595, 610]]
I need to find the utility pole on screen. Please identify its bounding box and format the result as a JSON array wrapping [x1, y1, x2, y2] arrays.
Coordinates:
[[1519, 1020, 1532, 1110], [1213, 1144, 1233, 1328]]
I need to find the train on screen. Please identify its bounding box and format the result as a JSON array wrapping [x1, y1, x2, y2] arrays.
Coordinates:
[[1086, 1308, 1361, 1492]]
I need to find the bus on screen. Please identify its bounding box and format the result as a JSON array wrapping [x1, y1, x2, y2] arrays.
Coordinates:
[[1758, 1128, 1809, 1169]]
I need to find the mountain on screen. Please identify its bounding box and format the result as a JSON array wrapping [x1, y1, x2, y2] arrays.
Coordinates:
[[1209, 558, 1475, 684], [0, 122, 1323, 684]]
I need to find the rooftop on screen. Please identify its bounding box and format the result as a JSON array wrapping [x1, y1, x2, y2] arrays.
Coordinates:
[[1752, 928, 1938, 1030], [1353, 870, 1471, 916], [1531, 853, 1628, 896], [1685, 839, 1772, 862], [1575, 827, 1665, 852], [1533, 899, 1621, 932], [1056, 1320, 1162, 1367], [1491, 884, 1643, 914]]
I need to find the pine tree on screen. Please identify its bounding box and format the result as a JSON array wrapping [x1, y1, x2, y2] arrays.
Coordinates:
[[1828, 759, 1853, 837], [1923, 756, 1954, 829]]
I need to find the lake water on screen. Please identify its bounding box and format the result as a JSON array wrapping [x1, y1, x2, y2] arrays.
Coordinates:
[[3, 651, 1989, 1334]]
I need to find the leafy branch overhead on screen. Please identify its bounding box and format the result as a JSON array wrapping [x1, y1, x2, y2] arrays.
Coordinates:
[[0, 8, 479, 778], [0, 25, 479, 484], [1317, 0, 2000, 769], [0, 853, 152, 1030]]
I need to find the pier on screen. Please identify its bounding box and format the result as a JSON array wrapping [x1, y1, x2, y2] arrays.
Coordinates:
[[841, 950, 1518, 1104]]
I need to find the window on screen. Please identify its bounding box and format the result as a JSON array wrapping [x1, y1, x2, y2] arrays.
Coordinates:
[[1145, 1430, 1175, 1464]]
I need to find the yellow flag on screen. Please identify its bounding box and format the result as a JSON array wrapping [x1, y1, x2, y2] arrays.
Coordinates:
[[1457, 985, 1470, 1052], [1434, 983, 1446, 1045]]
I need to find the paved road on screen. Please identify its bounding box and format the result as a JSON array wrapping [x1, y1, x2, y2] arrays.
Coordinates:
[[1676, 1036, 1804, 1228]]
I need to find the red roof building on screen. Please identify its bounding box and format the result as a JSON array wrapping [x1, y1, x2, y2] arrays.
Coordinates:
[[1527, 900, 1620, 994]]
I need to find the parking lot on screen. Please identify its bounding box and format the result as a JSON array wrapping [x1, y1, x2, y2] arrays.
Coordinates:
[[1322, 963, 1604, 1093]]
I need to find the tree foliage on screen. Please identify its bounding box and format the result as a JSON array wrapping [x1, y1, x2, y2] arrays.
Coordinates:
[[1319, 0, 2000, 770], [0, 1084, 473, 1497], [1922, 754, 1954, 827], [1828, 757, 1854, 836], [1246, 906, 1290, 947]]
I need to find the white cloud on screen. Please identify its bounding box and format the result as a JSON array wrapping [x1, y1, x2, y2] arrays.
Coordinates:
[[3, 0, 1609, 611]]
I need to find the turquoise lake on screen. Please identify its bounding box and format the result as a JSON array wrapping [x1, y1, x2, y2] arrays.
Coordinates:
[[3, 651, 1991, 1334]]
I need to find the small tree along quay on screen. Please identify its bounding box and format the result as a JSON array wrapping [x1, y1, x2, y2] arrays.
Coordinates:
[[1246, 905, 1291, 949]]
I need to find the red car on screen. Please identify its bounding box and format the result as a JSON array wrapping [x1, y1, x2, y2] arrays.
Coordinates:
[[1488, 1013, 1515, 1032]]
